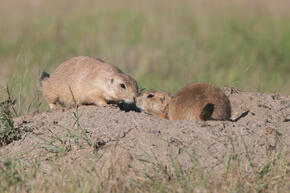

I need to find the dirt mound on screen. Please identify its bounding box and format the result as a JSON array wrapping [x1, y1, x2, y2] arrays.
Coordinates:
[[1, 87, 289, 178]]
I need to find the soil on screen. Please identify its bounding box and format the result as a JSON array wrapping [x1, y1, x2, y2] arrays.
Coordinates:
[[1, 87, 289, 178]]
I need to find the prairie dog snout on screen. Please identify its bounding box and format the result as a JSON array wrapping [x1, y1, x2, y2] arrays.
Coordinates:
[[136, 90, 172, 117]]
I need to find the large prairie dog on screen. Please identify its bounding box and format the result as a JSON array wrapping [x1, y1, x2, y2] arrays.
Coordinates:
[[40, 56, 138, 109], [136, 90, 172, 118], [136, 83, 231, 121]]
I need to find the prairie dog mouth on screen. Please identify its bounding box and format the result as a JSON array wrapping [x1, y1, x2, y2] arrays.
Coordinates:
[[134, 105, 149, 114], [141, 109, 152, 115]]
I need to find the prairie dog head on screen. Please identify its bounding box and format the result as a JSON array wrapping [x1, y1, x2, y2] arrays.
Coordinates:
[[105, 73, 138, 104], [136, 90, 172, 117]]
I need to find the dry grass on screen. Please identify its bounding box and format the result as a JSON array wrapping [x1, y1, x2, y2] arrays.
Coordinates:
[[0, 147, 289, 193]]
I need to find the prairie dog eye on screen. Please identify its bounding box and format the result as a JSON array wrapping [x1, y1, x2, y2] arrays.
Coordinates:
[[120, 83, 126, 89], [147, 94, 154, 98]]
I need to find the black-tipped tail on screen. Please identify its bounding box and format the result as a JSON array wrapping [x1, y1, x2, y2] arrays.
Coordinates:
[[199, 103, 214, 121], [39, 71, 50, 87]]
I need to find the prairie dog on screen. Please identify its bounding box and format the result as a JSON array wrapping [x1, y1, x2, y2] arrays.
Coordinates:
[[136, 83, 231, 121], [40, 56, 138, 109], [136, 90, 173, 118]]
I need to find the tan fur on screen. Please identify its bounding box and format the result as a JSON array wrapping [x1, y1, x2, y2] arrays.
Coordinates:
[[41, 56, 138, 109], [167, 83, 231, 121], [136, 90, 172, 118]]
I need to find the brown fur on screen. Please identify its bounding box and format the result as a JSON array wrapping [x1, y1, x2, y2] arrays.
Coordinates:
[[136, 90, 172, 118], [167, 83, 231, 121], [136, 83, 231, 121], [40, 56, 138, 109]]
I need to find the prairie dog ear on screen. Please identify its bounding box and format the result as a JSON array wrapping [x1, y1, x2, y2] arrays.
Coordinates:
[[160, 96, 166, 103], [110, 78, 114, 84]]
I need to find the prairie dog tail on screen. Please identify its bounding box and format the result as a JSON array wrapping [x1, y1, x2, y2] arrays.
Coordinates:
[[199, 103, 214, 121], [39, 71, 50, 87]]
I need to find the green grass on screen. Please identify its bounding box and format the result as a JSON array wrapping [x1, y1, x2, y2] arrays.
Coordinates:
[[0, 88, 20, 146], [0, 0, 290, 192], [0, 0, 290, 113]]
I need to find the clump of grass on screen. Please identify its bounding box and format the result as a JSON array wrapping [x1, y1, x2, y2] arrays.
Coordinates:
[[0, 88, 20, 147], [0, 160, 23, 192], [39, 130, 72, 157]]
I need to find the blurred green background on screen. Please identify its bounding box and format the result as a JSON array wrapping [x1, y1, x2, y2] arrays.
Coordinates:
[[0, 0, 290, 114]]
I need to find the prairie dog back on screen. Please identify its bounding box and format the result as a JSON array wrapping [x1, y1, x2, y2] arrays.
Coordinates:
[[168, 83, 231, 121], [40, 56, 138, 109]]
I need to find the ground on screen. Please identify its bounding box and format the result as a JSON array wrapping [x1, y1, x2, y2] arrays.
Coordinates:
[[1, 87, 289, 192]]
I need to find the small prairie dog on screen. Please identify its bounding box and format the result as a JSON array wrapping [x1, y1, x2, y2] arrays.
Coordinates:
[[136, 90, 173, 118], [40, 56, 138, 109], [136, 83, 231, 121]]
